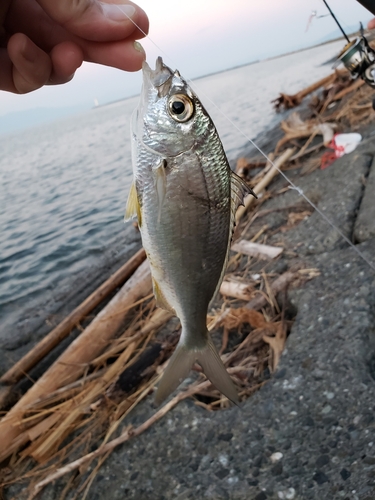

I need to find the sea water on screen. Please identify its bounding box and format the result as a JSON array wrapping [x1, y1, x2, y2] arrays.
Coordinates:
[[0, 39, 345, 338]]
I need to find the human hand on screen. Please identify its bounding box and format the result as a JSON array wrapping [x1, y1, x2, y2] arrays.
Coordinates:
[[0, 0, 149, 94], [368, 18, 375, 30]]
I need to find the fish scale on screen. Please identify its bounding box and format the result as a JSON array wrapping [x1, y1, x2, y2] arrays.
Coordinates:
[[125, 57, 256, 404]]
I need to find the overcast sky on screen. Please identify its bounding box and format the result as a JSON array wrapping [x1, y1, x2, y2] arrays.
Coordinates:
[[0, 0, 372, 116]]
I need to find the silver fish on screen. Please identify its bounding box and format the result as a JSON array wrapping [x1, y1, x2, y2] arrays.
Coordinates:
[[125, 57, 256, 404]]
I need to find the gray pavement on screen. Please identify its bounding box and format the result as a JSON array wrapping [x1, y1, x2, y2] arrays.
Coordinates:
[[78, 126, 375, 500]]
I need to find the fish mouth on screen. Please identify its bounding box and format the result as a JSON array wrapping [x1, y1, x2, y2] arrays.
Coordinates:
[[142, 57, 174, 93]]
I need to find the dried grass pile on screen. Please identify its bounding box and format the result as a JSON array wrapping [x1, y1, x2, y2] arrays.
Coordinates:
[[0, 152, 319, 498]]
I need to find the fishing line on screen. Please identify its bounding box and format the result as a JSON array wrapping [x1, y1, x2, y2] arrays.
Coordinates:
[[119, 6, 375, 272]]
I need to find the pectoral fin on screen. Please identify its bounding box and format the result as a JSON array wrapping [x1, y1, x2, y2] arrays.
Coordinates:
[[231, 171, 257, 211], [124, 180, 142, 226]]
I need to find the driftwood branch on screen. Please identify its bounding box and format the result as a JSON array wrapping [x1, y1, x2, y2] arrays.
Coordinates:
[[272, 71, 346, 111], [289, 142, 324, 161], [328, 78, 365, 103], [231, 240, 283, 259], [0, 248, 146, 387], [220, 281, 253, 301], [275, 114, 336, 153], [245, 271, 295, 310]]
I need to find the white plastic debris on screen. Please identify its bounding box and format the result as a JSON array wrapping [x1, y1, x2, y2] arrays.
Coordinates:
[[332, 133, 362, 157], [270, 452, 283, 463], [321, 132, 362, 169], [278, 489, 296, 500]]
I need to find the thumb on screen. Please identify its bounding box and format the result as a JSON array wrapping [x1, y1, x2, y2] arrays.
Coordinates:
[[35, 0, 146, 42], [368, 18, 375, 30]]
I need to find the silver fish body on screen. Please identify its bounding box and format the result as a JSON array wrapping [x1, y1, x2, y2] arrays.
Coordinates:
[[126, 57, 255, 404]]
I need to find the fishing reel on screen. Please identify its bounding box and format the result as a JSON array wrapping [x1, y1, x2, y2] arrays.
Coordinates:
[[337, 35, 375, 89], [319, 1, 375, 108]]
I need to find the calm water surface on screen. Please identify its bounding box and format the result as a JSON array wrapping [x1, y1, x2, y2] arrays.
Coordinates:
[[0, 40, 344, 333]]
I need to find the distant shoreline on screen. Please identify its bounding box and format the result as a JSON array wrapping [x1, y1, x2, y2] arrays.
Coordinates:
[[95, 30, 366, 110], [0, 28, 370, 134]]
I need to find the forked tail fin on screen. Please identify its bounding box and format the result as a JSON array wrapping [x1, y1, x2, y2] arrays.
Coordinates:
[[155, 334, 239, 406]]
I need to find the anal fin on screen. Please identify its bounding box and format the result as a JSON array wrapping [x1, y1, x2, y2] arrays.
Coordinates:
[[152, 276, 175, 314]]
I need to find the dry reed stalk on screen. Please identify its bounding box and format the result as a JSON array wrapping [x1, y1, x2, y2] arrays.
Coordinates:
[[236, 148, 295, 223], [23, 370, 106, 413], [250, 153, 275, 185], [263, 322, 287, 372], [297, 130, 318, 156], [249, 224, 270, 242], [0, 260, 152, 462], [0, 248, 146, 387], [262, 271, 280, 313], [20, 398, 87, 462]]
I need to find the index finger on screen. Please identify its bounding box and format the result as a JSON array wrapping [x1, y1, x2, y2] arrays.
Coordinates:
[[35, 0, 149, 42]]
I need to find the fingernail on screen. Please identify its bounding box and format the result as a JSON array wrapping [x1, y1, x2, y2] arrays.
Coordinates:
[[133, 41, 145, 54], [134, 41, 146, 61], [100, 2, 136, 22]]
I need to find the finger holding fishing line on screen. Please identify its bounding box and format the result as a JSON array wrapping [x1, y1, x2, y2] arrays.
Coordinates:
[[368, 18, 375, 29], [0, 0, 148, 94], [34, 0, 147, 42]]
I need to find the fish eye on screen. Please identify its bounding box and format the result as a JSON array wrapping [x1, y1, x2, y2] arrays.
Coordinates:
[[167, 94, 194, 122]]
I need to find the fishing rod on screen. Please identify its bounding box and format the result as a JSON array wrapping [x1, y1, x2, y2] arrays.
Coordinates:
[[322, 0, 350, 42], [323, 0, 375, 89]]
